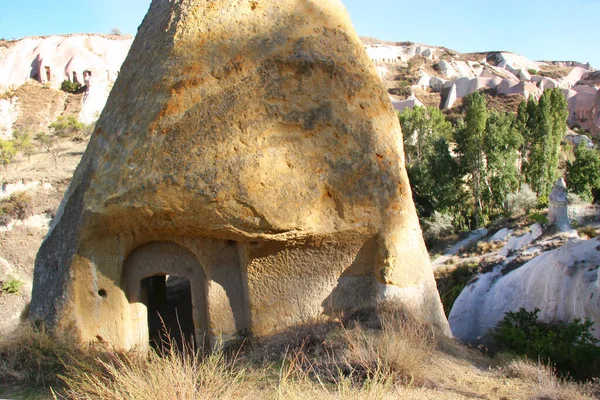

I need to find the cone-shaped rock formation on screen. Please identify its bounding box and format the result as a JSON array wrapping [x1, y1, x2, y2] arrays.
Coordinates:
[[30, 0, 450, 350]]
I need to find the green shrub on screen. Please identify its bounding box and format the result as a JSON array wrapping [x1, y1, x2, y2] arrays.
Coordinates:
[[49, 116, 83, 138], [528, 212, 548, 225], [527, 69, 538, 76], [506, 184, 537, 216], [492, 308, 600, 381], [1, 279, 24, 295], [0, 139, 17, 168], [423, 211, 454, 241], [60, 80, 82, 94]]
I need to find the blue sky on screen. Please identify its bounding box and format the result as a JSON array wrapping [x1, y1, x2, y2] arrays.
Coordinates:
[[0, 0, 598, 68]]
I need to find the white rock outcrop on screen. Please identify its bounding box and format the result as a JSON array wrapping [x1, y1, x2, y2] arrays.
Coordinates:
[[498, 224, 543, 257], [548, 178, 572, 232], [449, 237, 600, 342], [0, 97, 19, 139], [0, 35, 133, 126]]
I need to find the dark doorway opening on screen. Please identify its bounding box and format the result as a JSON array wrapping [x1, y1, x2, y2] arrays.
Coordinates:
[[141, 275, 195, 352], [45, 66, 51, 82]]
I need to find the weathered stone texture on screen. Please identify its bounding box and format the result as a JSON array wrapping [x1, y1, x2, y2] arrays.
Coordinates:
[[30, 0, 450, 350]]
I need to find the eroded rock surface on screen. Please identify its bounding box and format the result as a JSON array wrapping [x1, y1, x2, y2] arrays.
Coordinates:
[[30, 0, 450, 351], [449, 237, 600, 342]]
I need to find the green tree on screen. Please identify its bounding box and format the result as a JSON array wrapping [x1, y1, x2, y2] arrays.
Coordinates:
[[524, 88, 568, 196], [0, 139, 17, 169], [13, 131, 35, 161], [399, 107, 463, 229], [399, 106, 453, 165], [483, 110, 522, 218], [455, 92, 488, 227], [566, 143, 600, 203]]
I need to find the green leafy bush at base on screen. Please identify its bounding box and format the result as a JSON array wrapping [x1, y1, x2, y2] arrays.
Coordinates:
[[492, 308, 600, 381]]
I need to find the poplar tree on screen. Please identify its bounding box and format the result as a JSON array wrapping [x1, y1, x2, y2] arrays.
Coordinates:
[[455, 92, 488, 227], [525, 88, 568, 197], [483, 110, 522, 218]]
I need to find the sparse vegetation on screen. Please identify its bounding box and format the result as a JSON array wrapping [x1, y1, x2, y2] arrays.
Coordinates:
[[35, 131, 64, 168], [0, 278, 24, 295], [537, 66, 574, 80], [0, 191, 34, 226], [12, 131, 35, 161], [0, 139, 17, 169], [0, 86, 17, 100]]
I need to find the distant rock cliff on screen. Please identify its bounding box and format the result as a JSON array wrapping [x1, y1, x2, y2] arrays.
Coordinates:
[[0, 34, 133, 138], [360, 39, 599, 138], [1, 34, 598, 140]]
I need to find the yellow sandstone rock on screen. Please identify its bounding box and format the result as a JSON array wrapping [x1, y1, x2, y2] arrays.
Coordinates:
[[30, 0, 450, 351]]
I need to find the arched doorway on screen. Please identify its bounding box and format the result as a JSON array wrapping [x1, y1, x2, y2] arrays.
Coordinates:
[[122, 242, 209, 351]]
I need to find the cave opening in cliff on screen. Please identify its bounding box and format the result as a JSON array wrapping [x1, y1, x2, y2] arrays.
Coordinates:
[[141, 275, 195, 352]]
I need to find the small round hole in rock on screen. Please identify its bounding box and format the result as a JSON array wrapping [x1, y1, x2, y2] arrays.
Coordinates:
[[98, 289, 108, 298]]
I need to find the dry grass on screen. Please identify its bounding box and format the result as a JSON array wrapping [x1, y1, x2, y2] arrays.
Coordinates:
[[0, 324, 91, 389], [339, 304, 435, 386], [577, 225, 599, 239], [59, 343, 258, 400], [501, 359, 595, 400], [538, 65, 574, 80], [1, 303, 598, 399]]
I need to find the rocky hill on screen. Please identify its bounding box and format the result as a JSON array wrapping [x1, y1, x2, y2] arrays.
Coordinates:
[[1, 34, 598, 141], [360, 38, 600, 138], [0, 34, 133, 139]]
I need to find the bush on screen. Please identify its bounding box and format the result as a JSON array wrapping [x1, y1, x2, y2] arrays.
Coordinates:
[[49, 116, 83, 138], [0, 279, 24, 295], [0, 191, 33, 226], [567, 192, 589, 205], [567, 143, 600, 203], [492, 308, 600, 381], [537, 195, 549, 209], [60, 80, 82, 94], [527, 212, 548, 225], [506, 184, 537, 216], [0, 139, 17, 168], [423, 211, 454, 241]]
